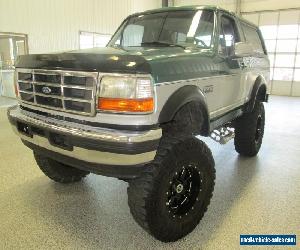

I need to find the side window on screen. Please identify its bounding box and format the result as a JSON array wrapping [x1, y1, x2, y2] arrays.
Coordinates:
[[193, 10, 215, 47], [219, 15, 240, 56], [160, 10, 214, 47], [242, 23, 265, 55]]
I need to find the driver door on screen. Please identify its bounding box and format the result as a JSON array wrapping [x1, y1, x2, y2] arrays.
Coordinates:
[[215, 13, 244, 114]]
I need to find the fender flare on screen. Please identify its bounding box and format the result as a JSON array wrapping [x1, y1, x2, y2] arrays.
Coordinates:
[[158, 85, 210, 136], [246, 76, 268, 112]]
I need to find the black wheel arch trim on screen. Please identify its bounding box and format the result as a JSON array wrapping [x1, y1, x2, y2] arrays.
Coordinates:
[[246, 76, 268, 113], [158, 85, 210, 136]]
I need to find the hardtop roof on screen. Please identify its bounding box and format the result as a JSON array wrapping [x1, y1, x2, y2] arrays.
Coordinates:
[[130, 5, 257, 28]]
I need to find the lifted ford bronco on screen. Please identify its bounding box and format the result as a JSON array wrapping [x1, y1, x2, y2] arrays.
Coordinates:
[[8, 6, 269, 242]]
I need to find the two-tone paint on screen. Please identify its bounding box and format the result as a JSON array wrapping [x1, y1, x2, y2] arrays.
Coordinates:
[[15, 5, 270, 130]]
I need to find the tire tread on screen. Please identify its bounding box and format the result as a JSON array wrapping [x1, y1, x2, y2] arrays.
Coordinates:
[[34, 152, 89, 183], [127, 136, 215, 242]]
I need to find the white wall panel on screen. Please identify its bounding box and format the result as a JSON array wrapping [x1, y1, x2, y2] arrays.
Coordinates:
[[279, 10, 300, 25], [259, 12, 279, 25], [242, 0, 300, 13], [174, 0, 300, 13], [174, 0, 236, 12], [132, 0, 162, 13], [242, 13, 259, 25], [291, 82, 300, 96], [0, 0, 160, 54], [272, 81, 292, 96]]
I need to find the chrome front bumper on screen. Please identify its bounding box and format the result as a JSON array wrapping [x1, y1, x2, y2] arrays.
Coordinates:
[[8, 105, 162, 167]]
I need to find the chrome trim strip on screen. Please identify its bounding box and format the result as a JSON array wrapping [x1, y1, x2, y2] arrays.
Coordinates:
[[18, 91, 93, 103], [19, 100, 95, 116], [32, 71, 37, 103], [18, 80, 94, 90], [10, 106, 162, 143], [17, 68, 98, 116], [61, 73, 66, 110], [18, 133, 156, 165], [155, 74, 239, 86]]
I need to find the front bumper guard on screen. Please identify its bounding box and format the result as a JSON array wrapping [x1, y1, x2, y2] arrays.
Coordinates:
[[8, 105, 162, 170]]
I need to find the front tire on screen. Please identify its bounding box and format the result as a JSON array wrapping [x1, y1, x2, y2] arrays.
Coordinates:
[[127, 136, 215, 242], [34, 152, 90, 183], [234, 102, 265, 157]]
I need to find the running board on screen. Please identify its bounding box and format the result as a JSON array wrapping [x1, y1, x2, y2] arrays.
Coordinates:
[[210, 126, 235, 144]]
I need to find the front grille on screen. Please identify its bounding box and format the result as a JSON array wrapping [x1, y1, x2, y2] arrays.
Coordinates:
[[17, 69, 98, 116]]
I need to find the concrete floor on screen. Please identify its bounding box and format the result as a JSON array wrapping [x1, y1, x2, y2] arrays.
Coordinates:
[[0, 96, 17, 108], [0, 96, 299, 250]]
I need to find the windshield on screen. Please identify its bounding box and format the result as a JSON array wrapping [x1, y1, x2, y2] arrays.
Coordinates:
[[108, 10, 215, 49]]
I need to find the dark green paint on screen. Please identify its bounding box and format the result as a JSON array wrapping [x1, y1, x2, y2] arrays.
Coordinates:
[[16, 46, 230, 84], [16, 6, 269, 84]]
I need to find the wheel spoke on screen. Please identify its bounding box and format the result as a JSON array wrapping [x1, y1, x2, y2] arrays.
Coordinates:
[[179, 168, 188, 182], [183, 175, 192, 186], [180, 196, 189, 205], [168, 196, 177, 207], [166, 164, 202, 216]]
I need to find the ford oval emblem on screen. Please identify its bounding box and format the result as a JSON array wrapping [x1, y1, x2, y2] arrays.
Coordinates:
[[42, 86, 52, 94]]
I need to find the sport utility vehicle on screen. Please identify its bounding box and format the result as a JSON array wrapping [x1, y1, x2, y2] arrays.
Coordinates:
[[8, 6, 269, 242]]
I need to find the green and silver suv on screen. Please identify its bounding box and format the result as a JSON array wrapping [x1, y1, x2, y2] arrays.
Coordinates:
[[8, 5, 269, 242]]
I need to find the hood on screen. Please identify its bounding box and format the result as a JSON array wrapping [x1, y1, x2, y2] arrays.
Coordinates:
[[16, 46, 216, 83], [16, 47, 152, 74]]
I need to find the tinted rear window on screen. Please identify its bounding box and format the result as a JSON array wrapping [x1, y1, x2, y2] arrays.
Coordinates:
[[242, 23, 265, 54]]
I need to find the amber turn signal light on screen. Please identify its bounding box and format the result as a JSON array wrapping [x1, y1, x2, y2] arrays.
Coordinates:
[[98, 97, 154, 113]]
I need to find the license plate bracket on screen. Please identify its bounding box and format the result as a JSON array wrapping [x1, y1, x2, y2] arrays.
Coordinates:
[[48, 132, 73, 151]]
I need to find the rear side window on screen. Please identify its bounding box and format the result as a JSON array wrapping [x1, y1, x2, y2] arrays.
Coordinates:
[[219, 15, 241, 56], [241, 23, 265, 55]]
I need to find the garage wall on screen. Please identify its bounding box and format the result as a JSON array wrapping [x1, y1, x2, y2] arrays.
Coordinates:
[[174, 0, 300, 12], [174, 0, 236, 12], [0, 0, 160, 54], [132, 0, 161, 13], [242, 0, 300, 12]]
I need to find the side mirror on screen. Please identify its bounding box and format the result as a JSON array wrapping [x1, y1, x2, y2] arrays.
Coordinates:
[[234, 42, 253, 57]]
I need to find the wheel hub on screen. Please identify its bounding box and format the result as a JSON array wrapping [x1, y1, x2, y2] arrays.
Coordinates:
[[166, 164, 202, 217], [176, 184, 184, 193]]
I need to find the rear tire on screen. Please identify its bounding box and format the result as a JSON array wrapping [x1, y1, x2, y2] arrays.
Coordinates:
[[127, 136, 215, 242], [34, 152, 90, 183], [234, 102, 265, 157]]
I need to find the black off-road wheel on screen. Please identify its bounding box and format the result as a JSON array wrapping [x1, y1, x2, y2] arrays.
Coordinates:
[[234, 102, 265, 157], [127, 136, 215, 242], [34, 152, 90, 183]]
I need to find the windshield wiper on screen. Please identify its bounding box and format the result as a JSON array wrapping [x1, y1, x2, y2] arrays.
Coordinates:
[[141, 41, 186, 49]]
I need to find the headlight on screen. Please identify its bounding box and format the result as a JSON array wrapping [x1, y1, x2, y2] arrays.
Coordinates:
[[97, 76, 154, 113]]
